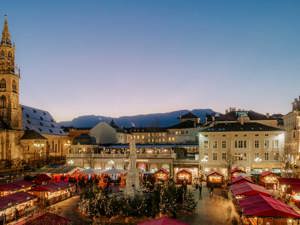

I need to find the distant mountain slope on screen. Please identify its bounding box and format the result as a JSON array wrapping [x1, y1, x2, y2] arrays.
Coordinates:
[[59, 109, 215, 129]]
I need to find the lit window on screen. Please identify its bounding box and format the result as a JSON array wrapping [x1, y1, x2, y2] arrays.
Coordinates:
[[222, 141, 226, 148], [264, 152, 269, 160], [254, 140, 259, 148], [213, 153, 217, 160]]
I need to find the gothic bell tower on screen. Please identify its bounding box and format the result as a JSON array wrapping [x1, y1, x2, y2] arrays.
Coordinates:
[[0, 16, 22, 130]]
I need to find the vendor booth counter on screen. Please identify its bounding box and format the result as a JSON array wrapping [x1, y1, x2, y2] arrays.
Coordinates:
[[0, 192, 37, 224], [29, 181, 75, 206], [206, 172, 224, 188], [259, 171, 278, 190], [176, 169, 192, 185]]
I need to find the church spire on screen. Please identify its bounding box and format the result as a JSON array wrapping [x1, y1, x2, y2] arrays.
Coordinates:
[[1, 15, 12, 46]]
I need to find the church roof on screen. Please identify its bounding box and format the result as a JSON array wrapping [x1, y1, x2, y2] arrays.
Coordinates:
[[21, 130, 46, 140], [22, 105, 65, 136]]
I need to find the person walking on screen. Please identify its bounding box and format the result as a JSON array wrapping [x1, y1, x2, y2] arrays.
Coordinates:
[[198, 181, 202, 199]]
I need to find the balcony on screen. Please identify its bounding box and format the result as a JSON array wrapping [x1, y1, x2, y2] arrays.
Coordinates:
[[67, 152, 176, 159]]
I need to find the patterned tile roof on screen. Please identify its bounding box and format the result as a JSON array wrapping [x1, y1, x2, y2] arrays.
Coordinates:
[[21, 105, 65, 136]]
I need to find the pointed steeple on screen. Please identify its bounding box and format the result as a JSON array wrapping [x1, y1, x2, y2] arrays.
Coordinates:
[[1, 15, 12, 46]]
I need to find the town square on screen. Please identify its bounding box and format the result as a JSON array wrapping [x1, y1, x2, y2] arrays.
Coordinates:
[[0, 1, 300, 225]]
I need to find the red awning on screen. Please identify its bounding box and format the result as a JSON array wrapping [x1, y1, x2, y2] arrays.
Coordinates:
[[239, 194, 300, 218], [0, 180, 33, 192], [0, 192, 36, 211], [231, 182, 271, 197], [279, 178, 300, 192], [25, 212, 70, 225], [259, 171, 274, 178], [31, 181, 73, 192], [231, 176, 253, 185], [207, 171, 223, 177], [138, 217, 188, 225]]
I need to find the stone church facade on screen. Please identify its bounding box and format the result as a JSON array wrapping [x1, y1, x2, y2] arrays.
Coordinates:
[[0, 17, 69, 168]]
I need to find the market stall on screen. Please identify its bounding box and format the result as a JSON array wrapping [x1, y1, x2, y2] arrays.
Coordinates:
[[231, 168, 246, 181], [34, 174, 52, 185], [259, 171, 278, 190], [176, 169, 192, 185], [29, 181, 75, 205], [231, 182, 271, 199], [231, 176, 253, 186], [24, 212, 70, 225], [154, 169, 169, 182], [238, 194, 300, 225], [138, 216, 188, 225], [0, 180, 34, 197], [0, 192, 37, 224], [278, 178, 300, 207], [206, 172, 224, 188]]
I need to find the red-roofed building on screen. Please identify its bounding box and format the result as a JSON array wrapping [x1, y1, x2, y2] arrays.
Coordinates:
[[29, 182, 75, 205], [0, 180, 34, 197], [238, 194, 300, 224], [0, 192, 37, 224], [24, 212, 70, 225]]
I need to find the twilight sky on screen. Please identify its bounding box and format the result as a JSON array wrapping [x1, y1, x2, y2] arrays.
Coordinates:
[[1, 1, 300, 121]]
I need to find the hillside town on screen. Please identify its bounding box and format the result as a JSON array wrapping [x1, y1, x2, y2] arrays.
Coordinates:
[[0, 11, 299, 225]]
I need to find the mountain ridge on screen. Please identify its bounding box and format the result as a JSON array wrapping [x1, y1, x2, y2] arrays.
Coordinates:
[[59, 108, 215, 129]]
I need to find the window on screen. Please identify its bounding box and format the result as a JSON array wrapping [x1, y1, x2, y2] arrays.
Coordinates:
[[274, 140, 279, 149], [254, 140, 259, 148], [222, 152, 227, 160], [0, 95, 6, 108], [255, 152, 259, 158], [235, 140, 247, 149], [264, 152, 269, 160], [204, 140, 209, 149], [0, 51, 4, 59], [12, 80, 17, 93], [222, 141, 226, 148], [274, 152, 279, 161], [213, 141, 218, 148], [234, 153, 243, 161], [0, 79, 6, 89], [213, 153, 217, 160], [264, 140, 270, 149]]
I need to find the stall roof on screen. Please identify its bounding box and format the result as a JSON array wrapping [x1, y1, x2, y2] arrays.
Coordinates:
[[260, 171, 275, 178], [0, 180, 33, 191], [231, 182, 271, 197], [207, 171, 223, 177], [231, 176, 253, 185], [278, 178, 300, 192], [238, 194, 300, 218], [25, 212, 70, 225], [31, 182, 73, 192], [0, 192, 37, 211]]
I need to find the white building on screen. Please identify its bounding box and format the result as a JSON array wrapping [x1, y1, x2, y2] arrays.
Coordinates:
[[199, 111, 285, 177]]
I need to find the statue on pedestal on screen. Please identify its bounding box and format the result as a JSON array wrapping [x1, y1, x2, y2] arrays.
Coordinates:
[[125, 136, 140, 196]]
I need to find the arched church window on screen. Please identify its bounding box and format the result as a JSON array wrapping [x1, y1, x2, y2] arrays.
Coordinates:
[[8, 52, 12, 58], [0, 79, 6, 90], [0, 51, 4, 59], [12, 80, 17, 93], [0, 96, 6, 108]]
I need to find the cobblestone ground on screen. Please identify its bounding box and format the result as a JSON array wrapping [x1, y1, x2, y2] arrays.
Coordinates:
[[52, 187, 239, 225], [50, 196, 92, 225], [181, 186, 240, 225]]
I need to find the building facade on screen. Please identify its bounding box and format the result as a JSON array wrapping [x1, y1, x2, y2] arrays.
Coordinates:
[[199, 110, 285, 177], [0, 17, 69, 168], [283, 97, 300, 176]]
